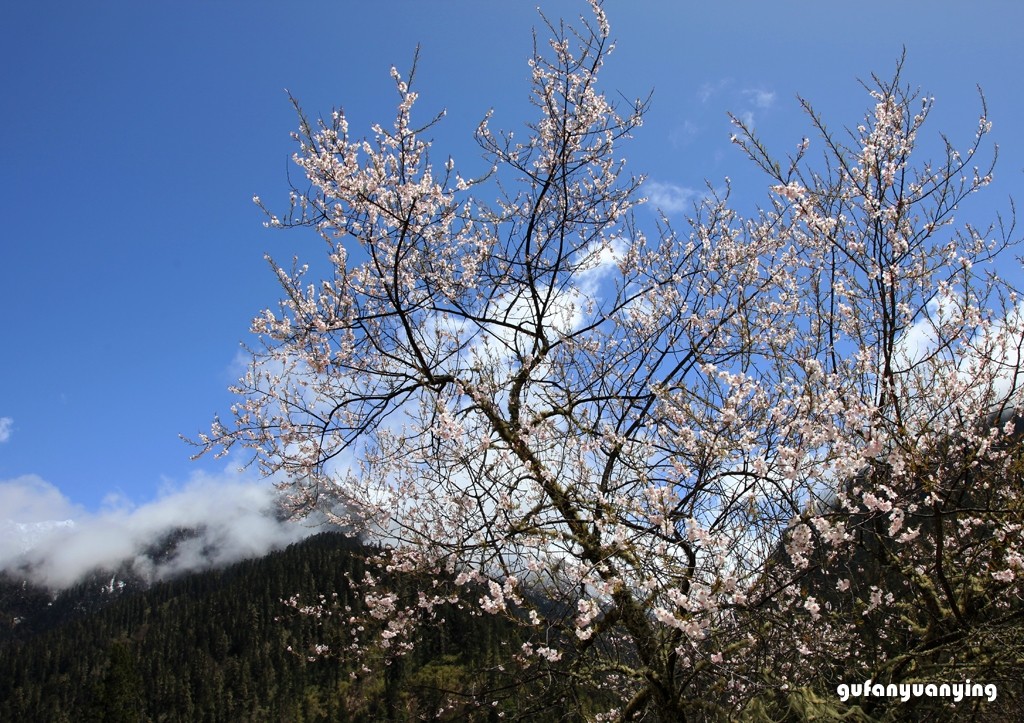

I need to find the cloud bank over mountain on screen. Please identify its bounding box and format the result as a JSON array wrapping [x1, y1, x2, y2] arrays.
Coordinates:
[[0, 471, 324, 589]]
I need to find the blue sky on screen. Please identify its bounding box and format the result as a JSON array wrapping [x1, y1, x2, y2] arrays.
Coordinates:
[[3, 0, 1023, 523]]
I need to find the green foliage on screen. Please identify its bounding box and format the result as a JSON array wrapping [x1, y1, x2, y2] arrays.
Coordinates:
[[738, 687, 877, 722]]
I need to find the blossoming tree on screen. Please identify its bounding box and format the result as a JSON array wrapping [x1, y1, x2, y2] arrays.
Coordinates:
[[731, 64, 1024, 719], [195, 2, 1023, 718]]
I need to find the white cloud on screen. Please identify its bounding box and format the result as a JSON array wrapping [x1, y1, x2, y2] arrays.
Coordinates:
[[0, 417, 12, 443], [669, 120, 700, 149], [695, 81, 776, 130], [731, 89, 777, 130], [0, 474, 81, 523], [0, 468, 323, 589], [643, 181, 700, 215], [697, 78, 731, 104], [742, 88, 777, 110], [889, 297, 1024, 425]]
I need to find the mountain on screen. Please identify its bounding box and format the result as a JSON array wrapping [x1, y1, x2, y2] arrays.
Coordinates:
[[0, 525, 239, 642], [0, 518, 74, 557], [0, 532, 539, 722]]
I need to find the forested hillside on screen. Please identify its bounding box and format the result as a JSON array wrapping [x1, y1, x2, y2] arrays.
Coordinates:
[[0, 533, 542, 722]]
